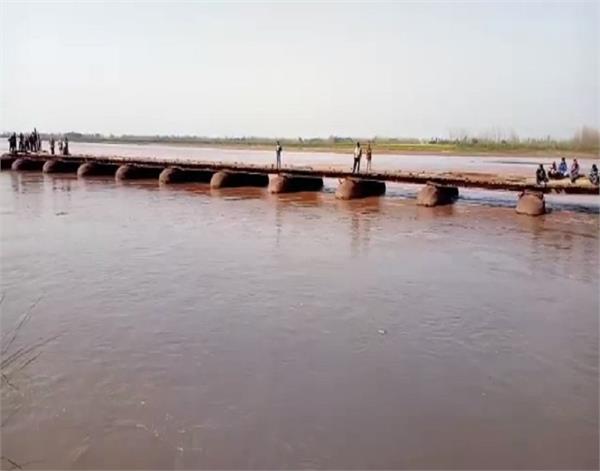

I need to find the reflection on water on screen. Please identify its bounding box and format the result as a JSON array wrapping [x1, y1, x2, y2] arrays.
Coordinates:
[[1, 172, 598, 469]]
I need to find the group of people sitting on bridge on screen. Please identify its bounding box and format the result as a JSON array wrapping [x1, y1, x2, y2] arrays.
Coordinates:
[[536, 157, 599, 186], [8, 131, 69, 156]]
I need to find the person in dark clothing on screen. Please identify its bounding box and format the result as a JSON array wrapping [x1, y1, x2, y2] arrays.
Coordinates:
[[28, 133, 35, 152], [50, 137, 55, 155], [275, 141, 282, 170], [8, 133, 17, 154], [32, 128, 39, 152], [63, 137, 69, 155], [536, 164, 548, 185], [18, 133, 24, 152], [589, 164, 599, 186]]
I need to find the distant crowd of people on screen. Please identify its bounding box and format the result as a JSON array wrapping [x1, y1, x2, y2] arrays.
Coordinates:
[[8, 129, 41, 154], [536, 157, 598, 186], [7, 130, 69, 156]]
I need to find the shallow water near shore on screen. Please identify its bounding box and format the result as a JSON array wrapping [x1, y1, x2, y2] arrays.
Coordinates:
[[1, 171, 598, 469]]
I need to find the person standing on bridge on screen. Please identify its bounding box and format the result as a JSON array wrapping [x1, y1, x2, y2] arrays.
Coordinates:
[[50, 136, 55, 155], [352, 142, 362, 174], [8, 133, 17, 154], [33, 128, 40, 152], [589, 164, 599, 186], [275, 140, 282, 170], [63, 137, 69, 156], [366, 142, 372, 172]]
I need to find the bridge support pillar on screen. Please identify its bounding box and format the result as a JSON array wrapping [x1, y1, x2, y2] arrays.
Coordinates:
[[11, 158, 45, 171], [268, 174, 324, 193], [115, 164, 162, 181], [159, 167, 214, 184], [335, 178, 386, 199], [416, 183, 459, 206], [210, 171, 269, 189], [516, 190, 546, 216], [1, 156, 17, 170], [43, 160, 80, 173], [78, 162, 119, 177]]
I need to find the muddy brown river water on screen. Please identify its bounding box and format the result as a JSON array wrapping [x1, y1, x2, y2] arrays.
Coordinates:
[[0, 146, 599, 469]]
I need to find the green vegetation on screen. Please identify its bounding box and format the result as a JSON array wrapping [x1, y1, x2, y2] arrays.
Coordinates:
[[3, 127, 599, 157]]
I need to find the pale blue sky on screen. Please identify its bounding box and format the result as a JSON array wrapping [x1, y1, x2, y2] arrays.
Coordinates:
[[1, 1, 598, 139]]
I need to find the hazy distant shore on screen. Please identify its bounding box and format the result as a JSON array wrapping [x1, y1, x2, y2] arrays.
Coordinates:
[[78, 140, 599, 158], [147, 142, 598, 158]]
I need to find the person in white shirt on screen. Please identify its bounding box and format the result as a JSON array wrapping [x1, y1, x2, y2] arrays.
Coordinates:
[[352, 142, 362, 174]]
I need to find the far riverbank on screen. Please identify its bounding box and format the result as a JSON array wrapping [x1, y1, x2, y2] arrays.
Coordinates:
[[65, 140, 600, 158]]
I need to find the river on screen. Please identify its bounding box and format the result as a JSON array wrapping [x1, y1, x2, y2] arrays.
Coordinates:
[[1, 143, 598, 469]]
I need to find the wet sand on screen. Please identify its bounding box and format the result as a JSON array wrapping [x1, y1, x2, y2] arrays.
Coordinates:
[[1, 171, 598, 469]]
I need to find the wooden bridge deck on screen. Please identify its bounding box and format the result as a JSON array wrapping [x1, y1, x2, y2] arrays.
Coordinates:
[[2, 152, 599, 195]]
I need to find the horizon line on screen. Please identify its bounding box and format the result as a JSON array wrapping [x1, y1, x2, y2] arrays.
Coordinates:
[[1, 126, 599, 142]]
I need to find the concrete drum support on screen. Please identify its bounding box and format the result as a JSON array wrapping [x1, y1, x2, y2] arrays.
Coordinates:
[[416, 183, 459, 207], [11, 158, 45, 171], [516, 190, 546, 216], [159, 167, 214, 184], [335, 178, 386, 199], [210, 171, 269, 189], [268, 174, 324, 193], [43, 160, 81, 173], [115, 164, 162, 181], [78, 162, 119, 177]]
